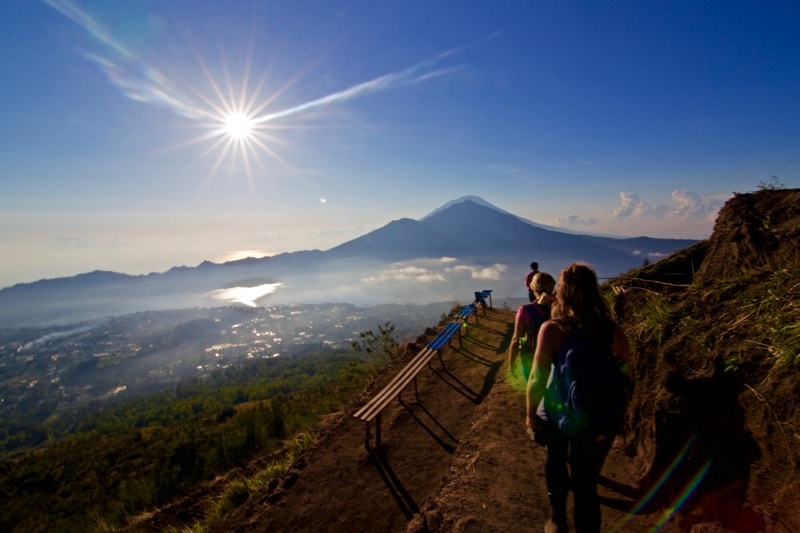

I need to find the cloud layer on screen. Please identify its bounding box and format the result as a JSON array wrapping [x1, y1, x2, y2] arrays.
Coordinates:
[[361, 258, 507, 285], [612, 190, 724, 222], [557, 189, 728, 238]]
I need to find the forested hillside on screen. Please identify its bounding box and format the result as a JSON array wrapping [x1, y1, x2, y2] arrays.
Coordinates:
[[0, 329, 404, 532]]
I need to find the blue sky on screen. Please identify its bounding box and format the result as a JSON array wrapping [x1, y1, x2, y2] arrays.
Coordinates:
[[1, 0, 798, 288]]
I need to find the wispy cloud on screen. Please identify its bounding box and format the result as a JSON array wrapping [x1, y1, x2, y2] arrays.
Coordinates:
[[362, 265, 446, 284], [470, 264, 508, 280], [632, 250, 667, 259], [670, 189, 725, 219], [45, 0, 132, 60], [46, 0, 480, 127], [555, 189, 728, 238], [52, 235, 125, 248], [450, 263, 507, 280], [557, 214, 598, 226], [612, 192, 669, 219], [45, 0, 207, 119], [361, 258, 507, 285], [250, 57, 467, 126]]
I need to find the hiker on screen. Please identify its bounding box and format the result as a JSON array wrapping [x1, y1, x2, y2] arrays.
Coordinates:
[[525, 261, 540, 302], [526, 262, 631, 533], [508, 272, 555, 380]]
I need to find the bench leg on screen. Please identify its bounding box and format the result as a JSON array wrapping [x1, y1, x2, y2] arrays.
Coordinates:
[[448, 329, 464, 348], [375, 413, 382, 449], [364, 414, 383, 451], [427, 351, 442, 373], [429, 348, 447, 372]]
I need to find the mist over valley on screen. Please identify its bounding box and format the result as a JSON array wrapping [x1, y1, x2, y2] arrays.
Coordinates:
[[0, 197, 696, 328]]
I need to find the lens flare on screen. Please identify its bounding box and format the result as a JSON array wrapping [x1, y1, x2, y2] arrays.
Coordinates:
[[611, 435, 712, 532], [651, 460, 712, 531]]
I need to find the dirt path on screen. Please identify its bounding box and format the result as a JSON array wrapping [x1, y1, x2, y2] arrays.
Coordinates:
[[209, 307, 684, 532]]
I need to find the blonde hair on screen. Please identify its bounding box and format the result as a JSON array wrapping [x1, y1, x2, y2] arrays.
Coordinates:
[[551, 262, 615, 341], [529, 272, 555, 306]]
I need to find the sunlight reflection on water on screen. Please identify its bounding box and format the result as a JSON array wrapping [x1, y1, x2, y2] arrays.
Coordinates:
[[208, 282, 283, 307]]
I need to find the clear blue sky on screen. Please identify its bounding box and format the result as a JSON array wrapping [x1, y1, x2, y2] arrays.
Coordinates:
[[1, 0, 798, 288]]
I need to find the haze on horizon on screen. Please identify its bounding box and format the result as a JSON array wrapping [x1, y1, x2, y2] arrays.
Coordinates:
[[1, 1, 798, 288]]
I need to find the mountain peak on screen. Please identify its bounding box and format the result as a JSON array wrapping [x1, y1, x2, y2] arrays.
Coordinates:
[[420, 196, 500, 221]]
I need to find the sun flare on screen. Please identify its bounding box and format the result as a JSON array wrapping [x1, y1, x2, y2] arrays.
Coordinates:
[[223, 112, 256, 141]]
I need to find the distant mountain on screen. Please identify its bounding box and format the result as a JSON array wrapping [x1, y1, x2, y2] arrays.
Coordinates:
[[328, 197, 695, 268], [420, 195, 509, 221], [421, 195, 615, 236], [0, 197, 698, 327]]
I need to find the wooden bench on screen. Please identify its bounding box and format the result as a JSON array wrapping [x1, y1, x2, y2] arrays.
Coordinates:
[[353, 321, 464, 450], [457, 303, 478, 323]]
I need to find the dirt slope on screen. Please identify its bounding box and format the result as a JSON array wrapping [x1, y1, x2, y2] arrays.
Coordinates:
[[610, 188, 800, 533]]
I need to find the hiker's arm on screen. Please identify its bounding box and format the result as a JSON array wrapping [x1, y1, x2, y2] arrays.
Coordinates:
[[612, 324, 631, 364], [526, 320, 558, 430], [508, 309, 525, 374]]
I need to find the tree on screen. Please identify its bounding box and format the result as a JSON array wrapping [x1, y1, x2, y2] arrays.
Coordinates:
[[757, 175, 786, 190], [350, 321, 399, 369]]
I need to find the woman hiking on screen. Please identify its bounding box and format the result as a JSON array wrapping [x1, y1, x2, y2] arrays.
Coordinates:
[[526, 262, 631, 533], [508, 271, 555, 381]]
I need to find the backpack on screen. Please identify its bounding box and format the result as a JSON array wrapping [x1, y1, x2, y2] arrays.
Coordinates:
[[521, 303, 549, 353], [544, 323, 627, 436]]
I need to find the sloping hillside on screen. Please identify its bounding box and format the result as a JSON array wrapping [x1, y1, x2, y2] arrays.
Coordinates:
[[610, 188, 800, 531], [122, 188, 798, 532]]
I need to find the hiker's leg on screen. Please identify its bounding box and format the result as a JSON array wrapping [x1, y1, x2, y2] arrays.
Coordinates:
[[570, 433, 615, 533], [543, 425, 569, 527]]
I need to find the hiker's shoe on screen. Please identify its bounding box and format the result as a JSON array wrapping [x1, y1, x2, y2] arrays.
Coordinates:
[[544, 519, 568, 533]]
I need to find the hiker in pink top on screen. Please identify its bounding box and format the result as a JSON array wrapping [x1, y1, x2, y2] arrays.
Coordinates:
[[508, 271, 555, 380]]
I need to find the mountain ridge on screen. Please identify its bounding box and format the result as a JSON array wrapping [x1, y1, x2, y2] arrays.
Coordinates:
[[0, 197, 697, 327]]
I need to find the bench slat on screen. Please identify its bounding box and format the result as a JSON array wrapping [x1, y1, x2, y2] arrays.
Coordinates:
[[427, 322, 462, 350], [457, 304, 476, 322], [353, 347, 436, 421], [353, 319, 469, 449], [353, 320, 462, 422]]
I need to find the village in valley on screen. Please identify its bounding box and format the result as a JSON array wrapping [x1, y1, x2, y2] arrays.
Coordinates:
[[0, 302, 449, 435]]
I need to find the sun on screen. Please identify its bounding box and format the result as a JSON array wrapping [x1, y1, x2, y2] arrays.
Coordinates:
[[222, 112, 256, 141]]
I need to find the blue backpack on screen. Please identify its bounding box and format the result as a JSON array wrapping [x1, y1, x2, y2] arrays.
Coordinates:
[[544, 323, 627, 436]]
